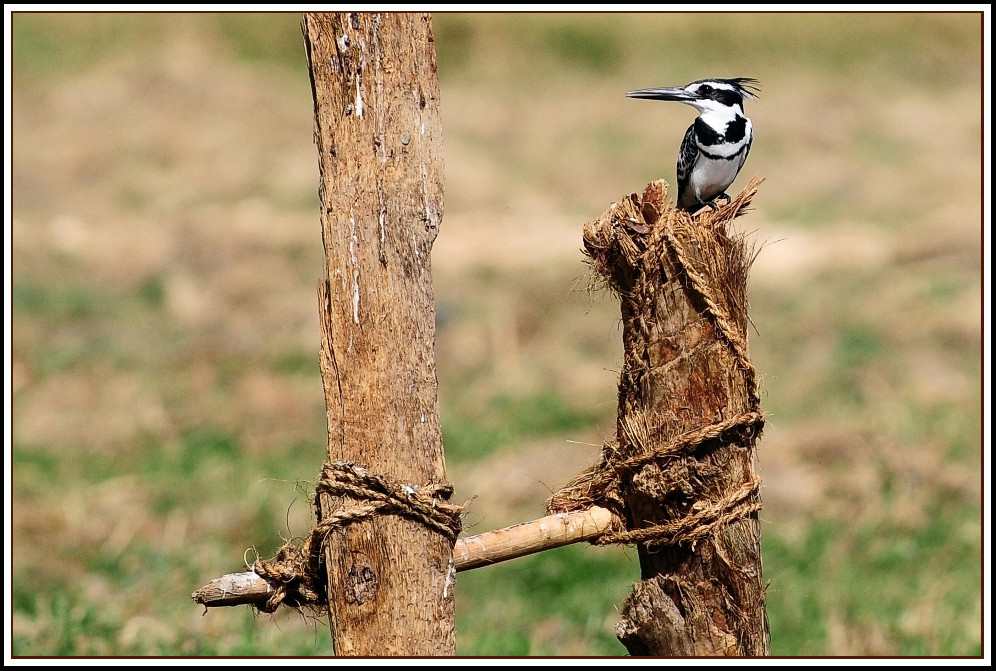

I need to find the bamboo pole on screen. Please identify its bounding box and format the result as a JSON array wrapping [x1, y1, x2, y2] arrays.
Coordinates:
[[192, 506, 614, 609]]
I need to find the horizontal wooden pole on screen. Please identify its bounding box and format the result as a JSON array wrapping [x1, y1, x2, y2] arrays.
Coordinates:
[[453, 504, 614, 570], [192, 506, 614, 609]]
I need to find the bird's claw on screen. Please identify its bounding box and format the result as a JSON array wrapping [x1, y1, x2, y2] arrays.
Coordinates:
[[696, 192, 732, 214]]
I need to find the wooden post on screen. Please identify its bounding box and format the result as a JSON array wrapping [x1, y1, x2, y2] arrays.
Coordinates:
[[577, 179, 769, 656], [302, 12, 453, 655]]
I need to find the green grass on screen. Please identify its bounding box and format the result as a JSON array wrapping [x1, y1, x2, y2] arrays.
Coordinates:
[[457, 544, 637, 656], [12, 282, 110, 321], [443, 391, 604, 462], [765, 502, 981, 656]]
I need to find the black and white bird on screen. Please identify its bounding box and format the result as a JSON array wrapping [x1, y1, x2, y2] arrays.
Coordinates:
[[627, 77, 759, 213]]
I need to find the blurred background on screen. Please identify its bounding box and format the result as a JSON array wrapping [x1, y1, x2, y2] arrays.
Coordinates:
[[9, 11, 984, 657]]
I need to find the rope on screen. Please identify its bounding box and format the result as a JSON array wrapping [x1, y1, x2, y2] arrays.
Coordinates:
[[661, 224, 760, 406], [595, 479, 762, 549], [552, 179, 765, 549], [251, 461, 462, 613]]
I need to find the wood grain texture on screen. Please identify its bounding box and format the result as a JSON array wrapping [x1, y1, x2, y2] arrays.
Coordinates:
[[303, 12, 453, 656]]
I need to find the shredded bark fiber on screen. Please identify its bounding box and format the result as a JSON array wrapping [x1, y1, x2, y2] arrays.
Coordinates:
[[548, 178, 769, 656], [548, 178, 765, 535]]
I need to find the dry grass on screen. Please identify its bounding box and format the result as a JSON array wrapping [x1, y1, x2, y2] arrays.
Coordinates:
[[9, 11, 984, 657]]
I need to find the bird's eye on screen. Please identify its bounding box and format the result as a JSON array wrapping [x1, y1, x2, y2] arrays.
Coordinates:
[[698, 84, 713, 94]]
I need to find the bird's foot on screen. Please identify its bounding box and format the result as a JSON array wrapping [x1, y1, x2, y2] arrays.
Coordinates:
[[688, 201, 719, 215], [690, 193, 733, 215], [708, 192, 733, 209]]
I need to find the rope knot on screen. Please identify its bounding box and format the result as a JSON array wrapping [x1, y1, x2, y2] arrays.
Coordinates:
[[251, 461, 462, 613]]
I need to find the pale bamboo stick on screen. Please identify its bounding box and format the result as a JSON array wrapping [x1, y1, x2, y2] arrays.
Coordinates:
[[192, 506, 614, 609], [452, 505, 613, 570]]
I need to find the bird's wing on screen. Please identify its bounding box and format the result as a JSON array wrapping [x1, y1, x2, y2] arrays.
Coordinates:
[[676, 123, 698, 207], [737, 131, 753, 174]]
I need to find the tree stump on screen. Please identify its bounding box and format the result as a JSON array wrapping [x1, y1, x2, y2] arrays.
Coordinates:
[[552, 178, 769, 656]]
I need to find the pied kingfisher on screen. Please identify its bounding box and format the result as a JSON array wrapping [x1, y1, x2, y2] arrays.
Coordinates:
[[627, 77, 759, 213]]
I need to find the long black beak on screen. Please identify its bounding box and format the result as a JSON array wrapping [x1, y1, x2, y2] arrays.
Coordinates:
[[626, 86, 693, 102]]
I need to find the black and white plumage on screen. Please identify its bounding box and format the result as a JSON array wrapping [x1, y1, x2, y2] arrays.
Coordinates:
[[627, 77, 760, 213]]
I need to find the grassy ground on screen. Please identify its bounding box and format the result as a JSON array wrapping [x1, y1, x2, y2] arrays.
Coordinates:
[[9, 11, 985, 657]]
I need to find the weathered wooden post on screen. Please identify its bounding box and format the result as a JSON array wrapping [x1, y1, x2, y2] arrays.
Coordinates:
[[549, 178, 769, 655], [193, 14, 769, 655], [302, 12, 455, 655], [194, 179, 771, 657]]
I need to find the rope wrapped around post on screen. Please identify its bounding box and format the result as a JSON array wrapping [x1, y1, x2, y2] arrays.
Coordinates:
[[547, 411, 764, 549], [547, 177, 766, 552], [251, 461, 462, 613]]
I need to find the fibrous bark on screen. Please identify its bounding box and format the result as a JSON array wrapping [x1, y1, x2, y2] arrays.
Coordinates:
[[573, 179, 769, 656]]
